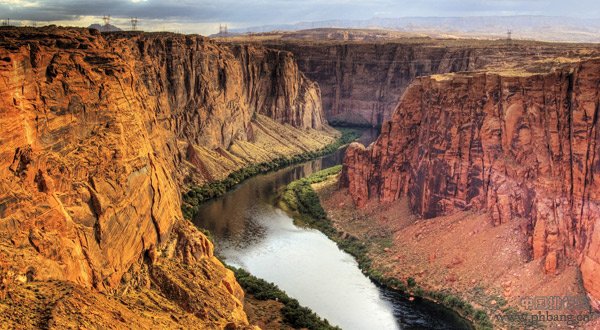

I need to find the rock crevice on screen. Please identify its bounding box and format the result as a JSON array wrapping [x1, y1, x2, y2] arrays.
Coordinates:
[[0, 27, 330, 327], [341, 60, 600, 309]]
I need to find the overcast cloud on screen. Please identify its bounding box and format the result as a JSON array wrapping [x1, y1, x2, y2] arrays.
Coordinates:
[[0, 0, 598, 35]]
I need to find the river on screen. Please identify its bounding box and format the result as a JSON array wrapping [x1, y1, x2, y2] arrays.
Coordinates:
[[193, 130, 471, 330]]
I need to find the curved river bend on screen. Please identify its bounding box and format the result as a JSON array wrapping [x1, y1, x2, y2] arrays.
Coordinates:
[[193, 132, 472, 330]]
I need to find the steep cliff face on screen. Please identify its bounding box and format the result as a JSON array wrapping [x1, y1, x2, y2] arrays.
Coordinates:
[[0, 26, 330, 327], [270, 42, 480, 126], [108, 32, 333, 185], [260, 38, 599, 127], [127, 34, 324, 149], [341, 59, 600, 309]]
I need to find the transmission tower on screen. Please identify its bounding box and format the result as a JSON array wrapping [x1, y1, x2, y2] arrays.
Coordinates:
[[507, 30, 512, 46], [1, 18, 10, 26], [130, 17, 138, 31], [219, 24, 228, 35], [103, 15, 111, 26]]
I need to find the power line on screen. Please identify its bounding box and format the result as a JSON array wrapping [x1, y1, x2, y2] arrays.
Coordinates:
[[130, 17, 138, 31], [219, 24, 228, 35]]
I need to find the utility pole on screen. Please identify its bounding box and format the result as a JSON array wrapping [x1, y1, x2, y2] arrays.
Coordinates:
[[219, 24, 228, 35], [130, 17, 138, 31], [507, 29, 512, 46]]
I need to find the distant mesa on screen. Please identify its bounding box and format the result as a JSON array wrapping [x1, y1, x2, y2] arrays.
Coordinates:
[[229, 15, 600, 43], [208, 31, 240, 38], [88, 23, 122, 32]]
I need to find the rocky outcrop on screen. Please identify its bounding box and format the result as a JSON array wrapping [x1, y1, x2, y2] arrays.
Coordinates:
[[341, 59, 600, 309], [261, 38, 600, 126], [129, 34, 325, 150], [0, 26, 330, 327], [270, 42, 480, 126]]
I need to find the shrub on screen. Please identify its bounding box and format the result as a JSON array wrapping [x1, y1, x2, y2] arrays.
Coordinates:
[[230, 267, 339, 330], [280, 167, 488, 329], [475, 310, 488, 322], [182, 129, 360, 220]]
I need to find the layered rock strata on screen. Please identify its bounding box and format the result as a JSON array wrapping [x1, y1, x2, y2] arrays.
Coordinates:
[[257, 36, 600, 126], [270, 42, 481, 126], [0, 26, 331, 327], [341, 59, 600, 309]]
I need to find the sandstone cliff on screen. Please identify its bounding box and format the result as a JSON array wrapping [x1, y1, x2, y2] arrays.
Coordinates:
[[0, 26, 332, 327], [255, 36, 600, 126], [341, 59, 600, 309], [269, 42, 480, 126]]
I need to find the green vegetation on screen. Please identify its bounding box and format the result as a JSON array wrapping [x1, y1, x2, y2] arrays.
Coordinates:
[[281, 167, 494, 330], [198, 228, 214, 243], [280, 165, 342, 226], [230, 267, 340, 330], [180, 128, 356, 330], [328, 120, 381, 129], [182, 128, 361, 219]]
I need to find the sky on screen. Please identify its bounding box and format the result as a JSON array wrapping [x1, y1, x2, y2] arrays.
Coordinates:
[[1, 0, 599, 35]]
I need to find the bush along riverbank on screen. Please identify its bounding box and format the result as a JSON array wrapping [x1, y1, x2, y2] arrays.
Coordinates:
[[280, 166, 493, 330], [195, 226, 340, 330], [230, 267, 340, 330], [182, 128, 361, 220]]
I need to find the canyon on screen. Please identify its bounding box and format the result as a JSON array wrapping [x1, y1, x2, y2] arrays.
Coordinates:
[[0, 26, 335, 328], [3, 23, 600, 329], [224, 31, 600, 323], [340, 58, 600, 318], [222, 30, 600, 126]]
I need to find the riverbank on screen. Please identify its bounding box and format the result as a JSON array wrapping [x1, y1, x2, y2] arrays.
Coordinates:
[[230, 267, 339, 329], [281, 167, 490, 329], [182, 127, 361, 219], [184, 128, 362, 329], [299, 168, 597, 329]]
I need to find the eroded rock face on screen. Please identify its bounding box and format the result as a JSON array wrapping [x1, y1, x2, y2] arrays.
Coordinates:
[[341, 60, 600, 309], [263, 40, 600, 127], [129, 35, 324, 150], [267, 42, 480, 126], [0, 26, 328, 326]]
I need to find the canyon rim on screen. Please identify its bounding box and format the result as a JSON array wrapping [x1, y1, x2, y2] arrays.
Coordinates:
[[2, 2, 600, 330]]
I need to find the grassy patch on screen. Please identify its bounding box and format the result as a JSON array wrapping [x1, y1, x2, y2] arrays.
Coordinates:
[[181, 128, 359, 330], [230, 267, 340, 330], [280, 167, 494, 330], [182, 128, 361, 219], [280, 165, 342, 229]]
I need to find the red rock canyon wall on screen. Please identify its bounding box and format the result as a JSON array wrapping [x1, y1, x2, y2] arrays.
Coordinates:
[[0, 26, 328, 327], [341, 59, 600, 309]]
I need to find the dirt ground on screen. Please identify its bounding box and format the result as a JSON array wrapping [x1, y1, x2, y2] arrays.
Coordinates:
[[314, 176, 599, 329], [243, 295, 294, 330]]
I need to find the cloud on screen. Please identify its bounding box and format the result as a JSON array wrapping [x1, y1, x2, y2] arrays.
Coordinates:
[[0, 0, 598, 34]]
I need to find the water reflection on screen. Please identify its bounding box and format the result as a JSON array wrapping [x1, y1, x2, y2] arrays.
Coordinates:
[[195, 151, 345, 251], [193, 130, 471, 330]]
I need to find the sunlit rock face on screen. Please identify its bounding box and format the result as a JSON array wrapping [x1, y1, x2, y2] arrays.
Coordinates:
[[0, 26, 329, 327], [269, 42, 481, 126], [260, 36, 600, 127], [340, 60, 600, 309]]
